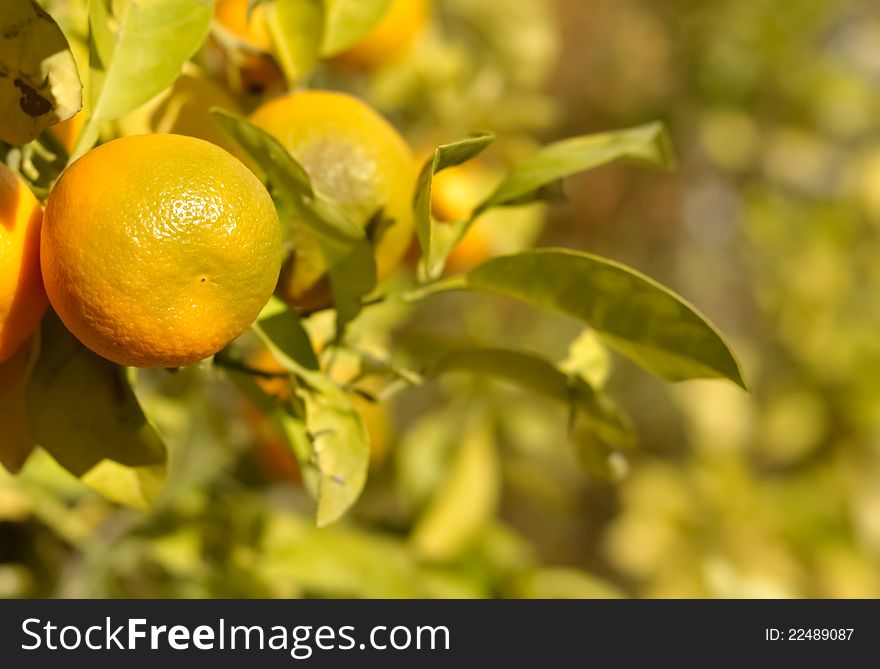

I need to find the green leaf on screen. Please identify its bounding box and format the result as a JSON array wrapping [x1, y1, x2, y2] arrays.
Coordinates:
[[268, 0, 323, 84], [89, 0, 212, 122], [247, 318, 371, 526], [410, 414, 500, 560], [0, 0, 83, 145], [303, 389, 370, 527], [25, 313, 167, 511], [571, 416, 629, 482], [0, 335, 40, 473], [432, 347, 633, 446], [223, 365, 316, 491], [212, 109, 377, 333], [320, 0, 392, 57], [459, 249, 747, 388], [475, 122, 674, 215], [254, 297, 320, 372], [413, 132, 495, 280]]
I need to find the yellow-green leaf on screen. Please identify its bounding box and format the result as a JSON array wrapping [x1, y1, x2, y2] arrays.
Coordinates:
[[89, 0, 212, 122], [458, 249, 747, 388], [320, 0, 391, 57], [410, 416, 500, 561], [0, 0, 82, 145], [433, 347, 633, 446], [413, 132, 495, 280], [475, 122, 674, 214], [303, 390, 370, 527], [269, 0, 323, 84]]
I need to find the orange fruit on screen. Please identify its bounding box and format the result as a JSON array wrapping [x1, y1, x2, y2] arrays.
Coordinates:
[[215, 0, 273, 52], [424, 155, 547, 273], [41, 135, 282, 368], [118, 64, 243, 155], [0, 163, 47, 363], [49, 110, 87, 155], [334, 0, 430, 70], [250, 91, 415, 310], [430, 159, 496, 273]]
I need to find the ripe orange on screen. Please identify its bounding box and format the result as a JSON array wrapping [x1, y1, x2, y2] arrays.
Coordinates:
[[0, 163, 47, 363], [430, 159, 496, 273], [214, 0, 283, 93], [250, 91, 415, 310], [118, 64, 243, 155], [41, 135, 283, 368], [334, 0, 430, 70], [215, 0, 273, 52], [426, 156, 546, 273]]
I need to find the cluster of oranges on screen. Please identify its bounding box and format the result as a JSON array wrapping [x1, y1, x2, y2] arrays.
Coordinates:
[[2, 0, 504, 377]]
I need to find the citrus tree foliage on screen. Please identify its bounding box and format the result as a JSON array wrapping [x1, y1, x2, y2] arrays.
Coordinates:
[[0, 0, 744, 535]]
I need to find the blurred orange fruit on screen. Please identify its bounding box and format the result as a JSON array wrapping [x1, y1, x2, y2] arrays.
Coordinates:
[[250, 90, 415, 311], [42, 135, 282, 367], [334, 0, 430, 70], [430, 158, 497, 273], [0, 163, 47, 364], [215, 0, 273, 51]]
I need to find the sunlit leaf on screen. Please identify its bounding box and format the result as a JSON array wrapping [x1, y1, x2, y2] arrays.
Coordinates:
[[254, 297, 320, 372], [475, 122, 674, 215], [89, 0, 212, 122], [320, 0, 392, 57], [432, 347, 633, 446], [0, 336, 40, 473], [268, 0, 323, 84], [0, 0, 82, 145], [413, 132, 495, 280], [212, 109, 377, 332], [561, 329, 612, 389], [410, 415, 500, 560], [303, 390, 370, 527], [450, 249, 747, 388], [25, 313, 167, 511]]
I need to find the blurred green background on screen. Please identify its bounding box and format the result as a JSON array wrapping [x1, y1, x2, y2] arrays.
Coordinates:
[[3, 0, 880, 598]]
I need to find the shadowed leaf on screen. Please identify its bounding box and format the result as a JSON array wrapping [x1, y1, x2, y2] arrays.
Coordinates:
[[25, 313, 167, 510], [0, 0, 82, 145]]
